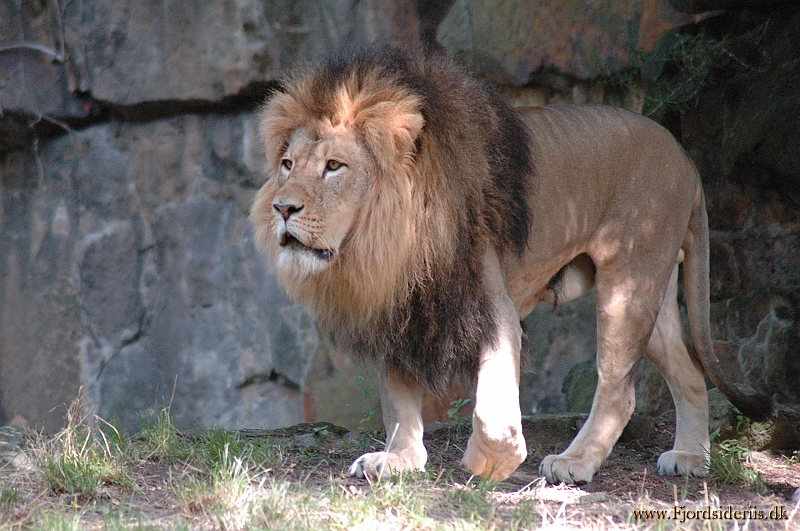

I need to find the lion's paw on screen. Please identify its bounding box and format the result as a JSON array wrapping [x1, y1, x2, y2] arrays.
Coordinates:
[[461, 430, 527, 481], [539, 454, 597, 485], [657, 451, 708, 478], [347, 452, 422, 480]]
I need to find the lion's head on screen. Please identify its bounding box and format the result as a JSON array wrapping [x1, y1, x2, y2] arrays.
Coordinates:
[[250, 48, 532, 392], [250, 57, 427, 329]]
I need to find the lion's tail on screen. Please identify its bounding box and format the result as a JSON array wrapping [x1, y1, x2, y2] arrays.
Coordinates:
[[684, 183, 774, 422]]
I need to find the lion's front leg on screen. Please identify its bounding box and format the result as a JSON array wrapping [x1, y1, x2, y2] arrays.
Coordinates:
[[347, 372, 427, 479], [461, 251, 527, 481]]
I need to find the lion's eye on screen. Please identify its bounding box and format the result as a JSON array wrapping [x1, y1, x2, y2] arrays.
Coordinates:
[[281, 159, 293, 171], [325, 160, 343, 172]]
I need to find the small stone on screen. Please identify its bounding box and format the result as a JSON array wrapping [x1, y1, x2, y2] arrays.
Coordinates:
[[293, 433, 318, 448]]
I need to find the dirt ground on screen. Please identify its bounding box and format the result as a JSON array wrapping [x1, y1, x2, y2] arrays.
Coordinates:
[[2, 414, 799, 530]]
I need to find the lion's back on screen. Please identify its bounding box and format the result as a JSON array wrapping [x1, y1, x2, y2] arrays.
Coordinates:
[[520, 105, 699, 197]]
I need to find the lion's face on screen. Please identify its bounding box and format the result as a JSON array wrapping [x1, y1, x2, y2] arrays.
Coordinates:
[[252, 124, 372, 276], [251, 67, 428, 326]]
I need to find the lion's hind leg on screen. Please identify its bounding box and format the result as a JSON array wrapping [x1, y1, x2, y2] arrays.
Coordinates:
[[347, 373, 428, 479], [539, 260, 672, 485], [647, 264, 710, 478]]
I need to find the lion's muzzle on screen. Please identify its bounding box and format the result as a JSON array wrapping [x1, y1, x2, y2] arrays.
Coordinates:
[[278, 231, 334, 262]]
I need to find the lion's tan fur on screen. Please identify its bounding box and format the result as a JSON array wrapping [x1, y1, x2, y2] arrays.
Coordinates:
[[251, 48, 771, 484], [251, 50, 533, 397]]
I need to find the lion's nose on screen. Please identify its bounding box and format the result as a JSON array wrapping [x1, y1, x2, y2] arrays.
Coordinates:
[[273, 202, 303, 221]]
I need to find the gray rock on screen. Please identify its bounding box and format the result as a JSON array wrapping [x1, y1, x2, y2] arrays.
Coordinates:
[[438, 0, 693, 83], [522, 294, 597, 415], [0, 2, 91, 151], [0, 113, 315, 434], [0, 0, 422, 113]]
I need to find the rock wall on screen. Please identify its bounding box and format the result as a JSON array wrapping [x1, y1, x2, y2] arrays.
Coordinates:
[[1, 0, 798, 433], [1, 113, 319, 433]]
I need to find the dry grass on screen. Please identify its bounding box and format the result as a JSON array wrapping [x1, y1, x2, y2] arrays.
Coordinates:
[[0, 404, 798, 530]]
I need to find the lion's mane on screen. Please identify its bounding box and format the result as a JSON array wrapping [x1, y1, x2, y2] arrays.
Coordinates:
[[253, 48, 533, 393]]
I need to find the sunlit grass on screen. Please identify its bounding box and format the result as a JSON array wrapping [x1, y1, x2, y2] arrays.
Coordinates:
[[0, 399, 793, 530], [34, 400, 132, 498]]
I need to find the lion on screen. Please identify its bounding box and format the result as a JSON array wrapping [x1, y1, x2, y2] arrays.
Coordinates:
[[249, 47, 772, 485]]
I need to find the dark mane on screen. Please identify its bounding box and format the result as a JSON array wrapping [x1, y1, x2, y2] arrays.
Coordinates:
[[311, 47, 534, 393], [311, 46, 533, 255]]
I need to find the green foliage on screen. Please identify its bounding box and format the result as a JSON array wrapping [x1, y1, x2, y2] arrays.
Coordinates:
[[193, 428, 244, 473], [353, 375, 379, 429], [28, 510, 84, 531], [784, 449, 800, 465], [638, 31, 727, 120], [445, 476, 499, 523], [447, 398, 472, 420], [175, 445, 262, 531], [98, 417, 130, 457], [311, 425, 329, 436], [608, 24, 769, 121], [708, 435, 765, 492]]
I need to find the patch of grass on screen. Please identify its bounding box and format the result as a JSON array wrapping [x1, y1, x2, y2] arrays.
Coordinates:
[[444, 476, 499, 523], [2, 397, 791, 530], [192, 428, 244, 472], [36, 399, 132, 498], [100, 507, 167, 531], [507, 497, 541, 530], [169, 428, 297, 530], [176, 453, 262, 531], [0, 484, 22, 509], [138, 408, 191, 463], [331, 473, 433, 529], [708, 438, 765, 493], [784, 449, 800, 465], [98, 417, 131, 458]]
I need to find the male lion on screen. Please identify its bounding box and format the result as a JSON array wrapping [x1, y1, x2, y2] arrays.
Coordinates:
[[250, 47, 771, 485]]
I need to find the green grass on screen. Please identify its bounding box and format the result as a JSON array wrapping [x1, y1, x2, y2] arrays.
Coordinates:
[[137, 408, 191, 463], [0, 396, 793, 530], [0, 485, 21, 509], [36, 400, 132, 498], [707, 437, 765, 493]]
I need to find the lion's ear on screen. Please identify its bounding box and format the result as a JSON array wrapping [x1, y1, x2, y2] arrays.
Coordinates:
[[355, 98, 424, 172], [258, 92, 304, 168]]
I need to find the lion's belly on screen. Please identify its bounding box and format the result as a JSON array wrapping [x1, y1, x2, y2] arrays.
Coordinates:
[[505, 104, 701, 319], [504, 251, 578, 317]]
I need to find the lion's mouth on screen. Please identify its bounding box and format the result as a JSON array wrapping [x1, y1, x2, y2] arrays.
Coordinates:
[[279, 232, 334, 261]]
